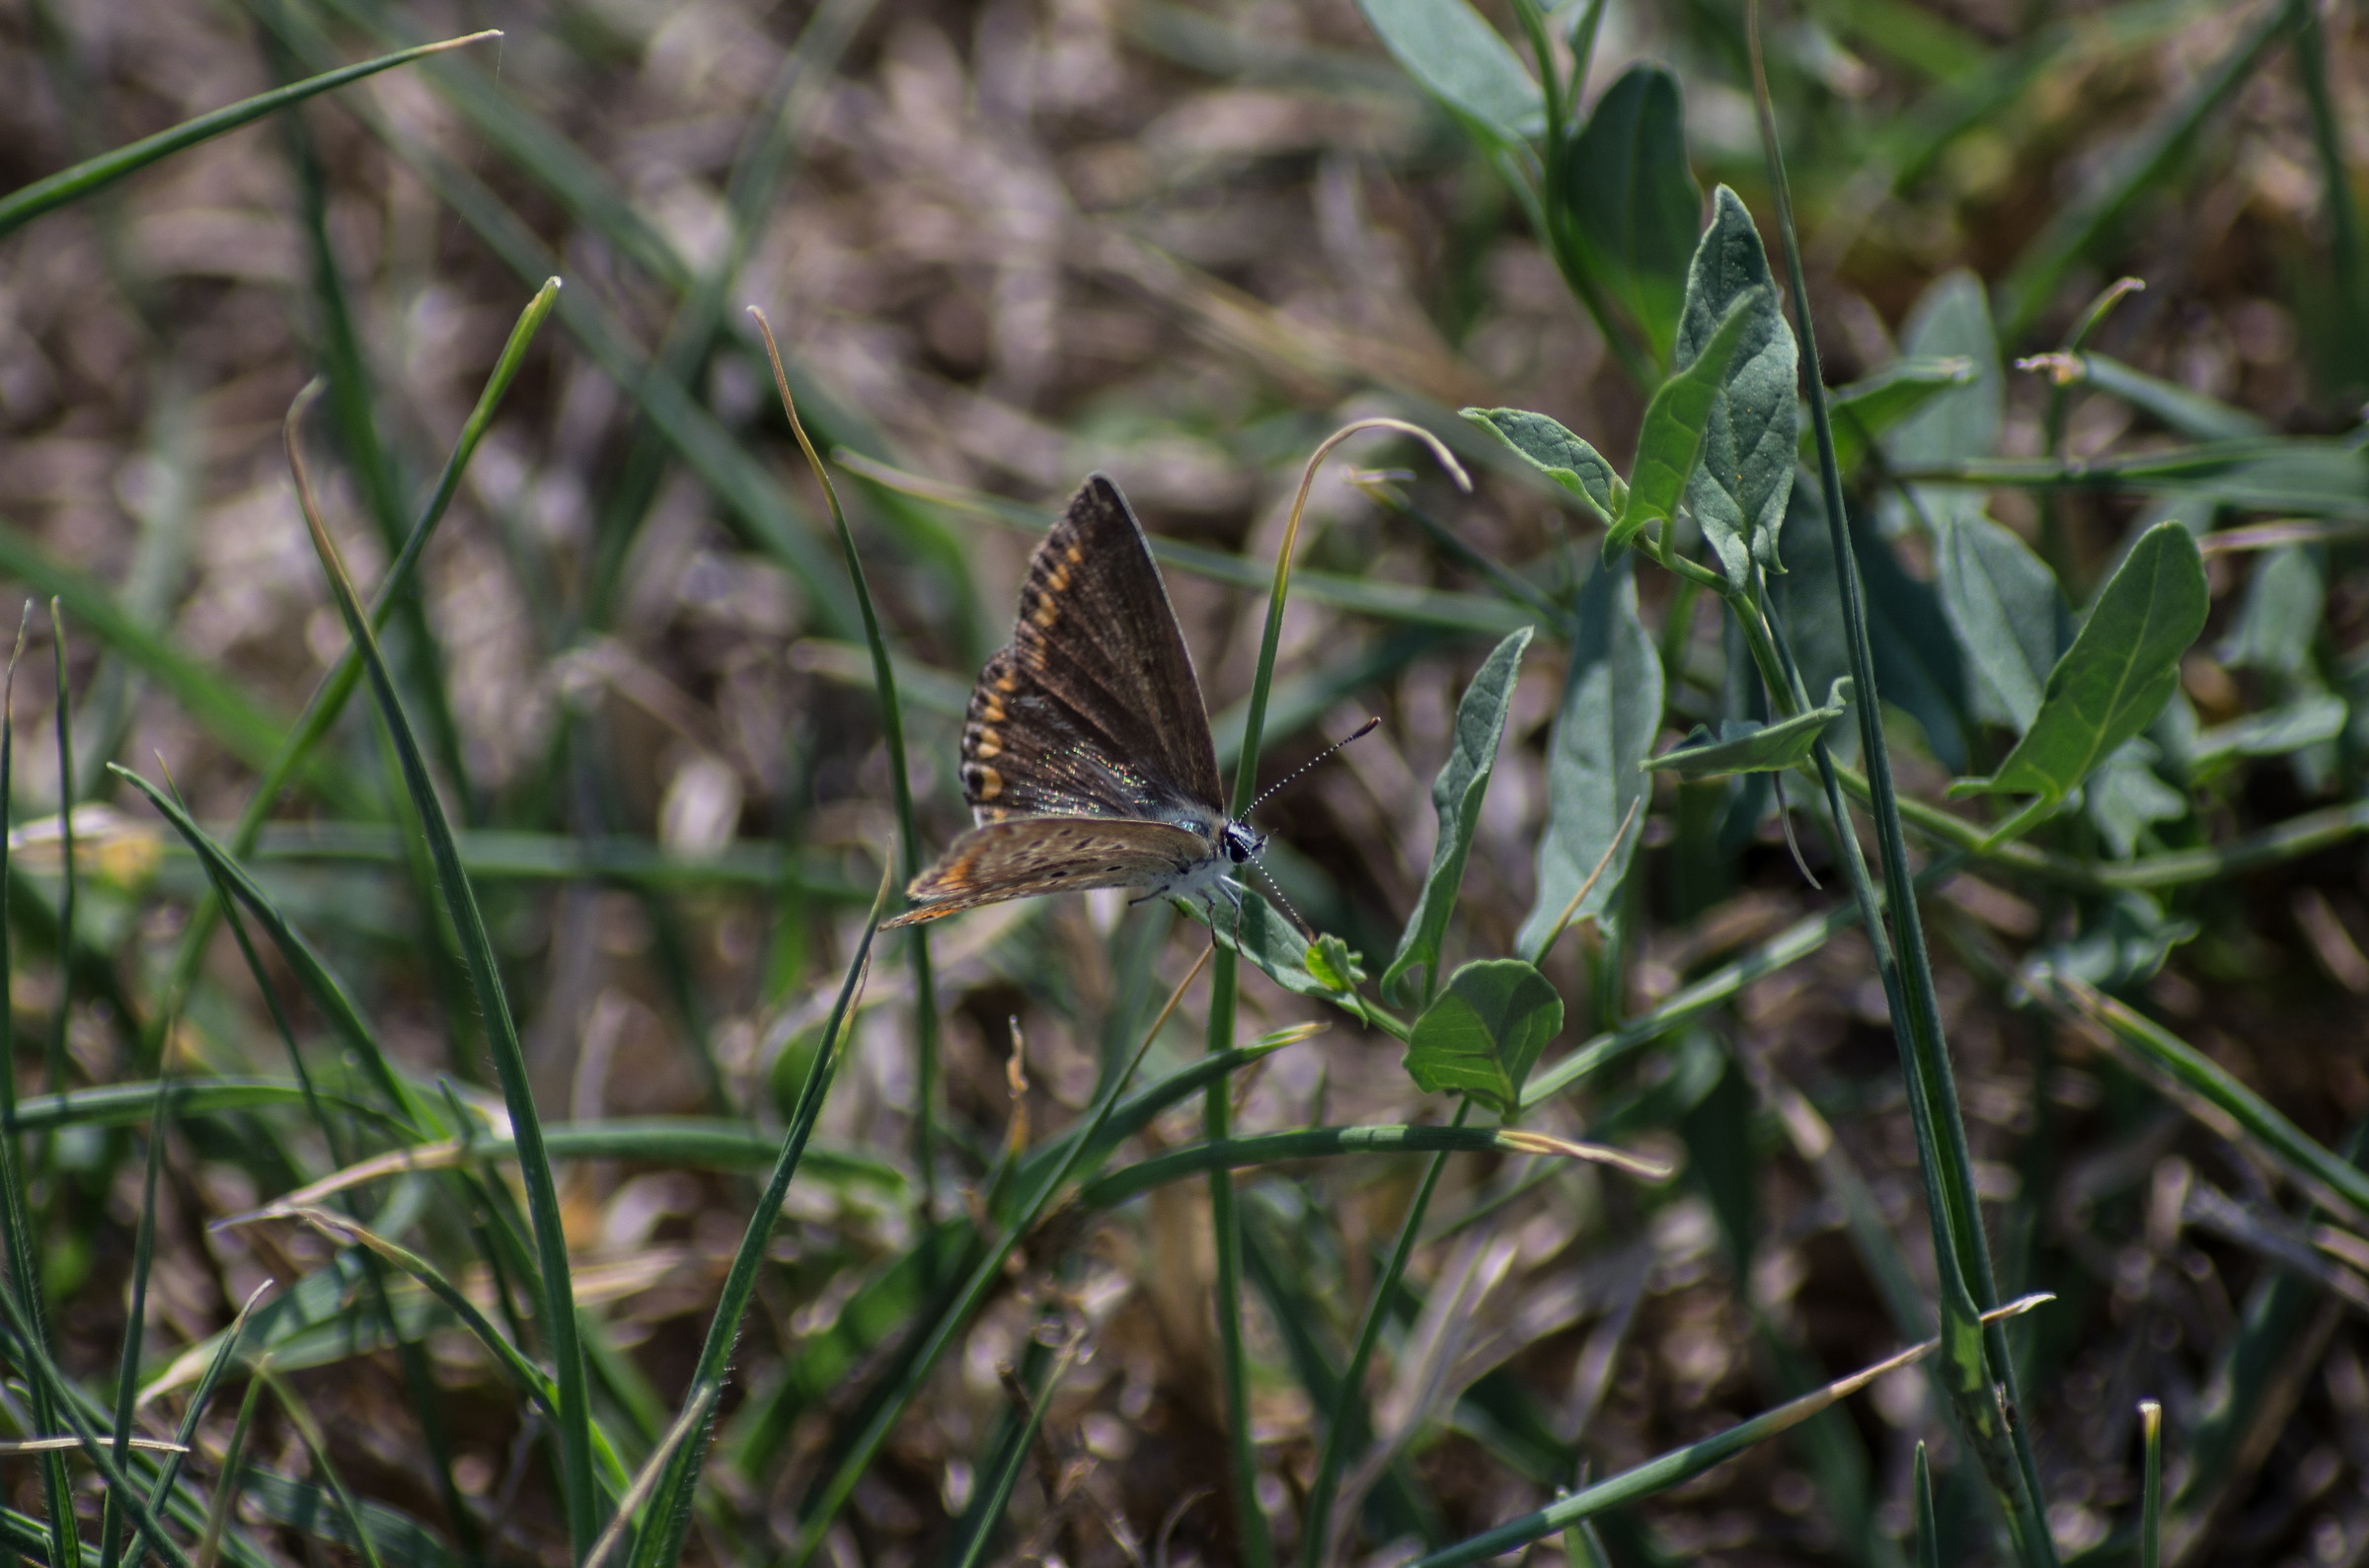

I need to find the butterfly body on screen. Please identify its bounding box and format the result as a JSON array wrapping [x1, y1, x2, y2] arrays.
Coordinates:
[[886, 476, 1261, 929]]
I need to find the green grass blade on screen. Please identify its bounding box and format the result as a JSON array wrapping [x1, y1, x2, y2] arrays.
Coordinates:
[[2139, 1399, 2162, 1568], [146, 1283, 271, 1515], [945, 1336, 1071, 1568], [1913, 1443, 1939, 1568], [196, 1381, 267, 1568], [1742, 12, 2053, 1555], [0, 31, 495, 240], [632, 862, 891, 1568], [269, 58, 475, 825], [45, 602, 73, 1103], [260, 1372, 388, 1568], [1400, 1299, 2047, 1568], [281, 390, 596, 1562], [0, 617, 80, 1568], [786, 945, 1213, 1566], [2040, 974, 2369, 1219], [97, 1072, 172, 1568], [750, 311, 944, 1222], [274, 1208, 556, 1411], [1300, 1109, 1468, 1568], [113, 767, 424, 1130]]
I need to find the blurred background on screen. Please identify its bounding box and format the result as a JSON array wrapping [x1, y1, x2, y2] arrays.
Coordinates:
[[0, 0, 2363, 1563]]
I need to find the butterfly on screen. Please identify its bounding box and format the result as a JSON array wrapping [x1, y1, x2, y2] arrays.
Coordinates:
[[884, 475, 1265, 929]]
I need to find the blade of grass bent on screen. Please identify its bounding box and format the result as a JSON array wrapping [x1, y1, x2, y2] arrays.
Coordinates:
[[241, 0, 866, 643], [1401, 1297, 2050, 1568], [115, 767, 423, 1130], [1744, 9, 2051, 1558], [751, 309, 944, 1218], [147, 276, 561, 1070], [629, 860, 893, 1568], [783, 945, 1213, 1568], [1212, 417, 1471, 1568], [283, 386, 597, 1563], [0, 31, 496, 239], [270, 61, 476, 825], [2039, 974, 2369, 1222]]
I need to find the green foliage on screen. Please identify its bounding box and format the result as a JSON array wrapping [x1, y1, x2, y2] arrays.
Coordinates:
[[1463, 408, 1626, 523], [1352, 0, 1542, 151], [1615, 285, 1766, 556], [1517, 555, 1660, 956], [1814, 357, 1979, 472], [7, 4, 2369, 1567], [1400, 959, 1563, 1112], [1669, 189, 1797, 586], [1384, 628, 1532, 1001], [1558, 64, 1701, 370], [1958, 522, 2209, 807], [1646, 677, 1853, 781]]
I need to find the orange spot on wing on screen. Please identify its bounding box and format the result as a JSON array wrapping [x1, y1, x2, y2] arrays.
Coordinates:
[[973, 728, 1002, 759], [977, 766, 1004, 799]]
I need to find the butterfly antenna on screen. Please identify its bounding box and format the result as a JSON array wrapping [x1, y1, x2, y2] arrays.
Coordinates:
[[1246, 859, 1314, 940], [1245, 716, 1381, 818]]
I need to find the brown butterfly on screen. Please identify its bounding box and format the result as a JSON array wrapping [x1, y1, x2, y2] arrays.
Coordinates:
[[884, 475, 1263, 929]]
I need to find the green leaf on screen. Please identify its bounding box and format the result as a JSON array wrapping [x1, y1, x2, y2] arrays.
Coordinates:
[[2217, 544, 2325, 677], [1811, 356, 1978, 472], [2036, 891, 2198, 990], [2190, 691, 2349, 778], [1305, 934, 1368, 994], [1353, 0, 1543, 151], [1516, 555, 1660, 955], [1385, 629, 1534, 1001], [1645, 678, 1853, 781], [1932, 510, 2073, 729], [1959, 522, 2209, 804], [1887, 270, 2004, 468], [1670, 187, 1797, 584], [1184, 893, 1369, 1007], [1402, 960, 1564, 1113], [1614, 285, 1764, 555], [2086, 740, 2188, 859], [1900, 439, 2369, 518], [2076, 352, 2270, 442], [1773, 489, 1971, 772], [1560, 64, 1702, 369], [1463, 408, 1627, 523]]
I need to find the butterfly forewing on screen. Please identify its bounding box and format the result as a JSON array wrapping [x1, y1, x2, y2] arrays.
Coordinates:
[[885, 818, 1215, 927], [966, 476, 1225, 822]]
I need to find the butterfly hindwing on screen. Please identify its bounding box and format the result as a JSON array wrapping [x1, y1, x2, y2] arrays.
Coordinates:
[[885, 817, 1216, 928]]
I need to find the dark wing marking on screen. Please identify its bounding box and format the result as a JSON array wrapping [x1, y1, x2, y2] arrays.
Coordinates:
[[997, 476, 1223, 815], [885, 817, 1213, 928], [961, 648, 1207, 826]]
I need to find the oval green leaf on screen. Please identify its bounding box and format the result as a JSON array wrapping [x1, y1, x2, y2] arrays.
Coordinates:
[[1402, 959, 1565, 1113], [1958, 521, 2209, 805], [1385, 628, 1533, 1002]]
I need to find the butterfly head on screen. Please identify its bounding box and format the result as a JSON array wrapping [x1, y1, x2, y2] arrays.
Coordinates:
[[1221, 819, 1264, 864]]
